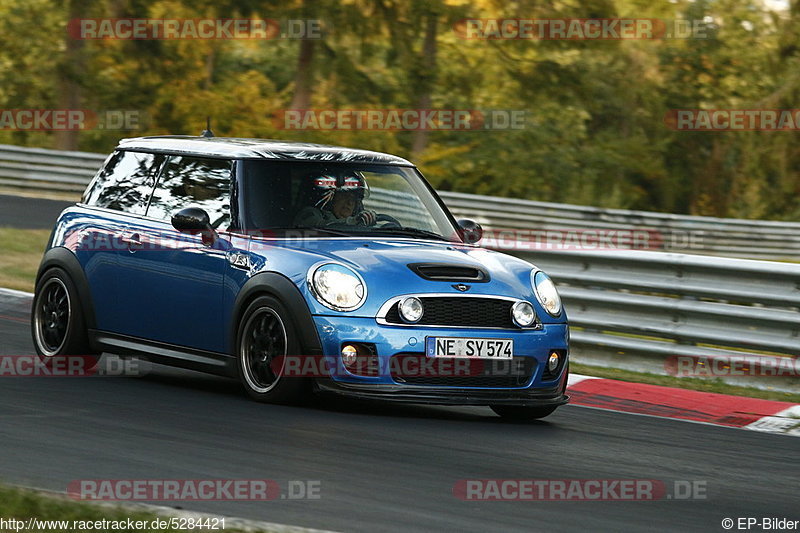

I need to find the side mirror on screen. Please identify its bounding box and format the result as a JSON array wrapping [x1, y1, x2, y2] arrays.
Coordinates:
[[172, 207, 217, 246], [457, 218, 483, 245]]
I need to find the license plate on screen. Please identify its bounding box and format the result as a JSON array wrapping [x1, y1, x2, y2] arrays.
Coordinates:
[[425, 337, 513, 359]]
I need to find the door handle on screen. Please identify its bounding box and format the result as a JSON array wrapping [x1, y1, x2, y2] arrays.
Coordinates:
[[121, 233, 142, 250]]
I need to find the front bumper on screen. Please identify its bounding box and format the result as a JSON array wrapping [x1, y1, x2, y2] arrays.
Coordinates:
[[315, 378, 569, 407], [311, 315, 569, 406]]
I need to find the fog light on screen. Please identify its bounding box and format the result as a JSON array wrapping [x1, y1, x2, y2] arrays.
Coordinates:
[[398, 297, 424, 323], [511, 301, 536, 327], [548, 351, 560, 372], [342, 345, 358, 366]]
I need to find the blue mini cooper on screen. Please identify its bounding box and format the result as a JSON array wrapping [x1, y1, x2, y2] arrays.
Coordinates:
[[32, 136, 569, 419]]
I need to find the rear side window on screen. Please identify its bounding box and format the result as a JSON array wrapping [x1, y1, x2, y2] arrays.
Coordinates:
[[83, 150, 165, 214], [146, 156, 232, 229]]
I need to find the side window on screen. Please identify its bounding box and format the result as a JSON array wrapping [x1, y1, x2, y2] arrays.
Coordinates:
[[240, 160, 294, 229], [146, 156, 232, 228], [83, 150, 165, 215]]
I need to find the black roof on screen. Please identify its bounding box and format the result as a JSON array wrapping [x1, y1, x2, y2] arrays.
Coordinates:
[[117, 136, 414, 166]]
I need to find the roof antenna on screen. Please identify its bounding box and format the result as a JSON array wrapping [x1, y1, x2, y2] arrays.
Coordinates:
[[201, 117, 214, 138]]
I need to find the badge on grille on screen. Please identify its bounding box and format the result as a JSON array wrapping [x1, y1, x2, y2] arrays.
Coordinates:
[[452, 284, 470, 292]]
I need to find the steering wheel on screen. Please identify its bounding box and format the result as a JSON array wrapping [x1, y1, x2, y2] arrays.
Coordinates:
[[375, 214, 402, 228]]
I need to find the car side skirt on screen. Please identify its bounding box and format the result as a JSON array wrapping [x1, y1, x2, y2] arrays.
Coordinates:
[[89, 330, 236, 377]]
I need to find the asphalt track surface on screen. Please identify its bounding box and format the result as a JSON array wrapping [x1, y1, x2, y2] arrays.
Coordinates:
[[0, 194, 72, 228], [1, 291, 797, 533]]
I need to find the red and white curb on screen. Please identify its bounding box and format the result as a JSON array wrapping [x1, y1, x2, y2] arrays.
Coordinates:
[[568, 374, 800, 437]]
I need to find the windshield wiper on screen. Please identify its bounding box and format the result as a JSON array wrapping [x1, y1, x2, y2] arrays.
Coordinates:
[[300, 226, 358, 237], [252, 227, 354, 237], [369, 227, 452, 241]]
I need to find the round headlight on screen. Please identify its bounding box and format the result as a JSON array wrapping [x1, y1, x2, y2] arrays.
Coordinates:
[[532, 271, 562, 317], [511, 301, 536, 327], [309, 263, 367, 311], [398, 297, 424, 323]]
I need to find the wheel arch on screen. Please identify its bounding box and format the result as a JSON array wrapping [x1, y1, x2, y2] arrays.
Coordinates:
[[35, 247, 97, 333], [230, 272, 323, 357]]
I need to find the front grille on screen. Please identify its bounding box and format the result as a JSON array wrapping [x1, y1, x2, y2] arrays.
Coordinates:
[[383, 297, 516, 328], [390, 354, 536, 388]]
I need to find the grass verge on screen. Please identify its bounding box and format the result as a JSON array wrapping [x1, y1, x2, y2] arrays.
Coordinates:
[[0, 227, 50, 292], [0, 187, 81, 202], [571, 362, 800, 404], [0, 484, 266, 532]]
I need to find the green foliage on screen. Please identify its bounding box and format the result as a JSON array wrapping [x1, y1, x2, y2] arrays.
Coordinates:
[[1, 0, 799, 219]]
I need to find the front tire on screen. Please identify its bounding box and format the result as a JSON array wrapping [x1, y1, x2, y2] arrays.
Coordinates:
[[490, 405, 558, 420], [31, 267, 100, 367], [236, 295, 309, 404]]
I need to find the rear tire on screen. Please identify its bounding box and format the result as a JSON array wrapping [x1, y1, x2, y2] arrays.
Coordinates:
[[490, 405, 558, 420], [31, 267, 100, 369], [236, 295, 309, 404]]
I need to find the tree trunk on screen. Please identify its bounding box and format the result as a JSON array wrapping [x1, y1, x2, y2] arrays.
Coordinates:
[[204, 47, 215, 91], [411, 12, 438, 157], [289, 38, 315, 110], [54, 0, 84, 150]]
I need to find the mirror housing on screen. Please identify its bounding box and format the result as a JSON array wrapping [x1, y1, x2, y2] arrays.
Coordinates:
[[172, 207, 217, 246], [456, 218, 483, 245]]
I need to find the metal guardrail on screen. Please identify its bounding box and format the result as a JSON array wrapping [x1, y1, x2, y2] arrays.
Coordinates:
[[0, 143, 797, 390], [0, 144, 106, 193], [505, 248, 800, 391], [3, 142, 799, 259], [442, 191, 800, 260]]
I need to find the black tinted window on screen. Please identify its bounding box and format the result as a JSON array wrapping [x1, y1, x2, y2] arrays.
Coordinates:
[[83, 150, 164, 214], [239, 160, 456, 237], [146, 156, 232, 228]]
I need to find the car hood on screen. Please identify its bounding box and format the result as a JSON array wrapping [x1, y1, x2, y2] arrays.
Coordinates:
[[251, 237, 552, 320]]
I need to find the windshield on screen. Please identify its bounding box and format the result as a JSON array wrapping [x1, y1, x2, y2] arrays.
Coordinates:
[[239, 160, 459, 241]]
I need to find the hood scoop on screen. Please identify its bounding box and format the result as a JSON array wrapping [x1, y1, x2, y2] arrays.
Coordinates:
[[408, 263, 490, 282]]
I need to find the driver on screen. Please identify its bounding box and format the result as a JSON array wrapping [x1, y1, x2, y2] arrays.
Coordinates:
[[294, 173, 377, 227]]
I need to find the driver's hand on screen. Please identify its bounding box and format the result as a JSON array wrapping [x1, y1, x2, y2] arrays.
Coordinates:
[[357, 209, 377, 226]]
